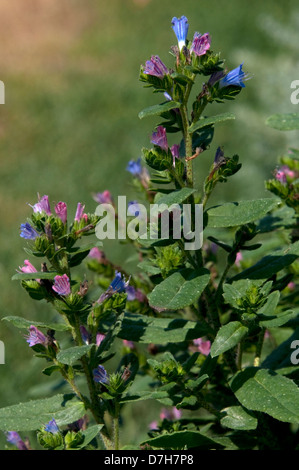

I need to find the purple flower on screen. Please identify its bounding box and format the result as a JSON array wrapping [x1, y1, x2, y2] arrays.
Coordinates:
[[25, 325, 47, 347], [126, 158, 143, 176], [31, 195, 51, 216], [74, 202, 86, 222], [171, 144, 180, 167], [44, 418, 59, 434], [52, 274, 71, 296], [126, 285, 136, 301], [143, 55, 169, 79], [151, 126, 168, 152], [93, 365, 109, 384], [6, 432, 29, 450], [20, 222, 39, 240], [193, 338, 211, 356], [171, 16, 189, 51], [92, 190, 113, 205], [55, 201, 67, 224], [190, 32, 211, 57], [80, 325, 91, 345], [219, 63, 249, 88]]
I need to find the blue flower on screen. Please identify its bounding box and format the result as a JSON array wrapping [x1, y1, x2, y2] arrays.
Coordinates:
[[93, 365, 109, 384], [128, 201, 140, 217], [20, 222, 39, 240], [171, 16, 189, 50], [219, 63, 249, 88], [110, 270, 128, 293], [97, 270, 130, 304], [44, 418, 59, 434], [126, 158, 142, 177]]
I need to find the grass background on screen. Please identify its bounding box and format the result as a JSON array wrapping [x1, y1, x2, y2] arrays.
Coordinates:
[[0, 0, 298, 448]]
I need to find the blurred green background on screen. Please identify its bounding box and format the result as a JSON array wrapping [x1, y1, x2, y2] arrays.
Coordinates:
[[0, 0, 299, 448]]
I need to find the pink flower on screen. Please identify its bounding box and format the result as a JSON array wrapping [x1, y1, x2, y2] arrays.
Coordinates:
[[55, 202, 67, 224], [74, 203, 86, 222], [88, 247, 106, 263], [96, 333, 106, 347], [235, 251, 243, 267], [123, 339, 135, 350], [18, 259, 37, 274], [151, 126, 168, 152], [52, 274, 71, 296], [149, 421, 159, 430], [193, 338, 211, 356], [18, 260, 40, 283], [160, 407, 182, 421], [93, 190, 113, 205]]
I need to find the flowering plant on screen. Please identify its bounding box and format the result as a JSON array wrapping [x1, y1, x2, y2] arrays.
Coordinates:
[[1, 15, 298, 451]]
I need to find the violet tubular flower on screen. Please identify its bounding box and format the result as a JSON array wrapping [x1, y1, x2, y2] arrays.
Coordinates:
[[92, 190, 113, 205], [219, 63, 250, 88], [25, 325, 47, 348], [52, 274, 71, 296], [20, 222, 39, 240], [171, 16, 189, 51], [31, 194, 51, 216], [6, 431, 29, 450], [93, 365, 109, 384], [151, 126, 169, 152], [143, 55, 169, 78], [74, 202, 86, 222], [190, 32, 211, 57], [44, 418, 59, 434]]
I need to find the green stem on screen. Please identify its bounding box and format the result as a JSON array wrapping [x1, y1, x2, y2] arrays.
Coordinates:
[[113, 401, 120, 450], [215, 261, 233, 305], [254, 328, 265, 367], [236, 341, 243, 370], [72, 313, 113, 449]]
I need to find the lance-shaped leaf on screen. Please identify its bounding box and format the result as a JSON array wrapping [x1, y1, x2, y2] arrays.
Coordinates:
[[210, 321, 248, 358], [230, 241, 299, 282], [205, 198, 279, 228], [142, 430, 223, 449], [138, 101, 181, 120], [101, 312, 212, 344], [148, 268, 210, 310], [155, 187, 196, 206], [266, 112, 299, 131], [12, 271, 59, 281], [230, 367, 299, 424], [0, 394, 85, 431], [189, 112, 235, 133], [2, 315, 70, 331]]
